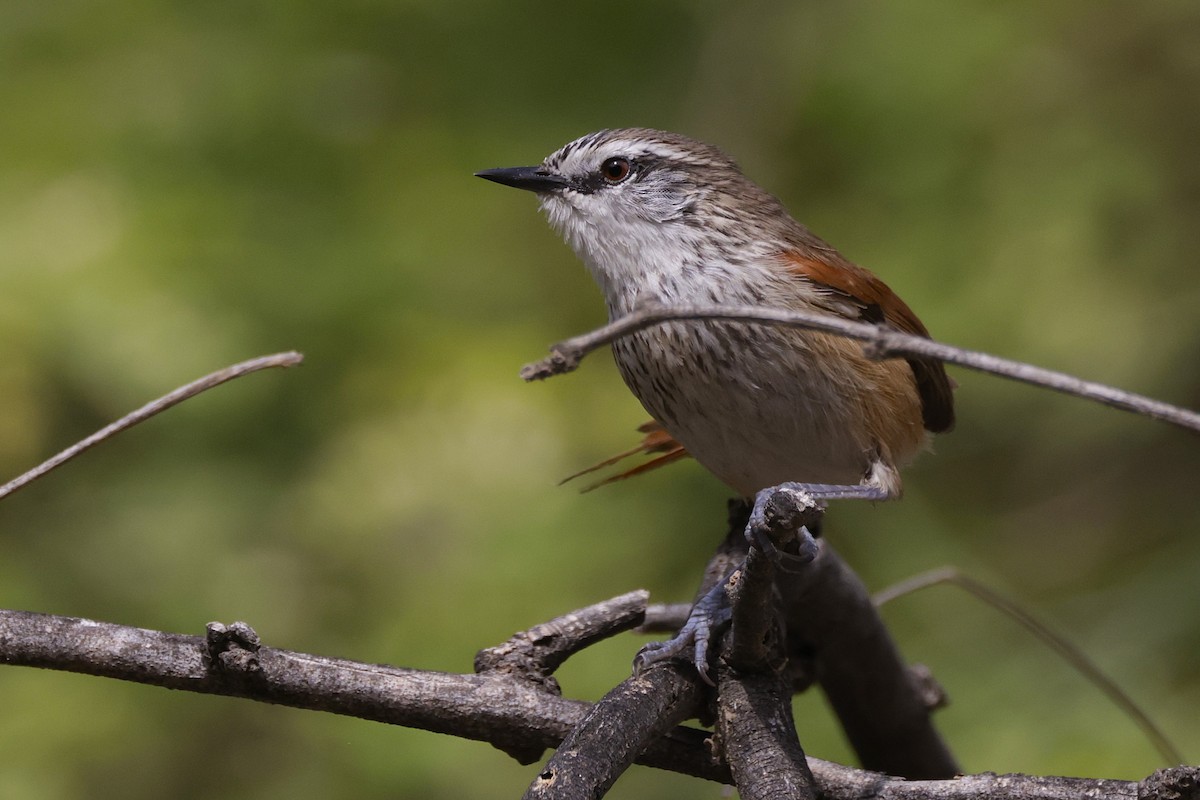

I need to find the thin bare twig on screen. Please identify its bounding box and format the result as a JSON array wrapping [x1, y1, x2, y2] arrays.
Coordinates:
[[639, 603, 693, 633], [874, 568, 1187, 766], [0, 351, 304, 502], [520, 303, 1200, 435]]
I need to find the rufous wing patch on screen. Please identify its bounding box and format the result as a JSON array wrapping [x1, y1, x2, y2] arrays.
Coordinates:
[[780, 249, 956, 433]]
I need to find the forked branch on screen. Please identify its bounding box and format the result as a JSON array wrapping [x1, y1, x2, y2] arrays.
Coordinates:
[[1, 607, 1194, 799]]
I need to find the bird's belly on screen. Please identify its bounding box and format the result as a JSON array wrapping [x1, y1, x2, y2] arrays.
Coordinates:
[[612, 322, 922, 496]]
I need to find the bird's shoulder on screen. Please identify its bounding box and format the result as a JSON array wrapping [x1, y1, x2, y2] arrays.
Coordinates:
[[774, 230, 956, 433]]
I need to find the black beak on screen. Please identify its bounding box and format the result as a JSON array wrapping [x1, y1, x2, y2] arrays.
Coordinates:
[[475, 166, 569, 193]]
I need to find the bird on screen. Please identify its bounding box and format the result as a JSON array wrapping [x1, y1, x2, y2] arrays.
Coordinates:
[[477, 128, 954, 677]]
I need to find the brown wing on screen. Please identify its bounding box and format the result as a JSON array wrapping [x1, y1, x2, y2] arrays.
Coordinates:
[[781, 249, 956, 433], [560, 419, 689, 491]]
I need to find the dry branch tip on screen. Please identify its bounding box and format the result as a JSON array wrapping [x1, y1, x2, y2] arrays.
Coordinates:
[[0, 351, 305, 503]]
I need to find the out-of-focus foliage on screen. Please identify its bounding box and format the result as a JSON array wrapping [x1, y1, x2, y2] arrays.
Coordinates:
[[1, 1, 1198, 796]]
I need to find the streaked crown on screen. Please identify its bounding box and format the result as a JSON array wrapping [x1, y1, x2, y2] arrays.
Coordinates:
[[539, 128, 788, 226]]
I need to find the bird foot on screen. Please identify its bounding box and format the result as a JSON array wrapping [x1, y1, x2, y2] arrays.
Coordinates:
[[635, 480, 890, 684], [634, 580, 732, 686], [743, 483, 829, 572], [759, 480, 891, 503]]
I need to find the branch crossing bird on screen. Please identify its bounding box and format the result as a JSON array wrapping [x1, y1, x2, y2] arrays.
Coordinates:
[[478, 129, 954, 681]]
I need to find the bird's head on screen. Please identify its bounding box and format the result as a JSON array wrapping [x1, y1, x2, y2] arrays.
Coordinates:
[[477, 127, 734, 222], [477, 128, 794, 306]]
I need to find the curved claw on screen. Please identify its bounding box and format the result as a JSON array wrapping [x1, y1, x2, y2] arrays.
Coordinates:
[[746, 525, 819, 573], [634, 582, 732, 686], [745, 483, 822, 570]]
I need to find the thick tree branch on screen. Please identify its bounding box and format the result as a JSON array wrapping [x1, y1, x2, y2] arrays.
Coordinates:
[[475, 590, 652, 765], [520, 303, 1200, 435], [625, 494, 959, 785], [0, 608, 723, 780], [713, 489, 824, 799], [779, 535, 961, 779], [523, 663, 705, 799], [2, 608, 1195, 799], [716, 665, 817, 800], [724, 488, 822, 676], [476, 589, 649, 689]]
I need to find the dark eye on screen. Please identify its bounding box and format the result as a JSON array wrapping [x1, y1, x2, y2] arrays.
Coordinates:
[[600, 157, 632, 184]]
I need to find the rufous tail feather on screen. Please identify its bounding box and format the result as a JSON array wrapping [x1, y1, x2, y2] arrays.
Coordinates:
[[560, 420, 689, 492]]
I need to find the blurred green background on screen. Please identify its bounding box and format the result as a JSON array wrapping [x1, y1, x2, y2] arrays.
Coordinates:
[[2, 0, 1198, 796]]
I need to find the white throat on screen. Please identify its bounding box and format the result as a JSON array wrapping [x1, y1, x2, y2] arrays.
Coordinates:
[[540, 193, 716, 318]]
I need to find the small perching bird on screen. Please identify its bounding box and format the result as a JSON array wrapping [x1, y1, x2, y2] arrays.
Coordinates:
[[478, 128, 954, 677]]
